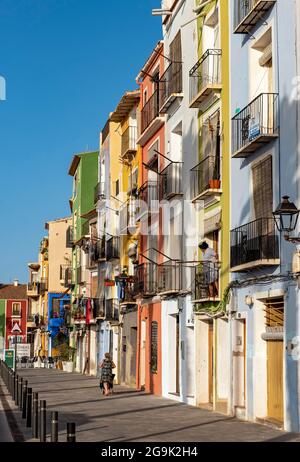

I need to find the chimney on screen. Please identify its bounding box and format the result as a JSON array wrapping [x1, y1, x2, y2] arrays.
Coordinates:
[[13, 279, 19, 287]]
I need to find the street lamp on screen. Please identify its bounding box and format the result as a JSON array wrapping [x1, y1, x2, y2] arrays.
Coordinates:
[[273, 196, 300, 242]]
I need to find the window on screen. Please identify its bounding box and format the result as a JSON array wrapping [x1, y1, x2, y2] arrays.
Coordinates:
[[115, 179, 120, 197], [252, 155, 273, 220], [12, 303, 21, 317], [52, 299, 61, 318], [151, 321, 158, 374]]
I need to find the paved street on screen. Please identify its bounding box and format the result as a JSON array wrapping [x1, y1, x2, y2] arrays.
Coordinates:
[[0, 369, 298, 442]]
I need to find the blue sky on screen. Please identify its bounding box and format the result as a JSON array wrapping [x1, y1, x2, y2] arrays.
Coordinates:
[[0, 0, 162, 283]]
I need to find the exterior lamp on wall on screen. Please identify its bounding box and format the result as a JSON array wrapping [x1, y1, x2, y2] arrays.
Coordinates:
[[273, 196, 300, 242], [245, 295, 254, 307]]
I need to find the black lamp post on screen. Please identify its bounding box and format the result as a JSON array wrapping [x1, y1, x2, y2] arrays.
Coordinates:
[[273, 196, 300, 242]]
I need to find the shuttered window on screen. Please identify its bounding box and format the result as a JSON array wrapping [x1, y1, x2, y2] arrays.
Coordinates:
[[252, 155, 273, 220], [151, 321, 158, 374], [170, 31, 182, 62], [201, 110, 220, 159]]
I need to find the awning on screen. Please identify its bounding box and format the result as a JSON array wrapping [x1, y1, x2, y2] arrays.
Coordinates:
[[204, 210, 222, 235]]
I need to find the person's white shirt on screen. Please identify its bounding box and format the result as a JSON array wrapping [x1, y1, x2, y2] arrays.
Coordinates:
[[201, 247, 217, 263]]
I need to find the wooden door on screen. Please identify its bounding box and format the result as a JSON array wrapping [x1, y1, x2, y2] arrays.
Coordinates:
[[140, 321, 146, 389], [208, 322, 214, 404], [267, 340, 284, 422]]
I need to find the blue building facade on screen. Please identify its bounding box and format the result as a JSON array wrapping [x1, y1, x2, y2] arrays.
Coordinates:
[[48, 292, 71, 356], [229, 0, 300, 431]]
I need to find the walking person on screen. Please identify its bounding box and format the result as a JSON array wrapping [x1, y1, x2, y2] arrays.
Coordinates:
[[99, 353, 116, 396]]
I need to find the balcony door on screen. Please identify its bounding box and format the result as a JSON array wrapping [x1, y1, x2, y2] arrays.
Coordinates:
[[252, 155, 273, 222]]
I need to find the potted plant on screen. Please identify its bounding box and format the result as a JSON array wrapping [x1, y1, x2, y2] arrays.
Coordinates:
[[209, 161, 221, 189], [57, 343, 76, 373]]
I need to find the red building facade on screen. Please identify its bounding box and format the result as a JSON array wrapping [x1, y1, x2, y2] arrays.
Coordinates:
[[0, 284, 28, 349], [135, 42, 165, 396]]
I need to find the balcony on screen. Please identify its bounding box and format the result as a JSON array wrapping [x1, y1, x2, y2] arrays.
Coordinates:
[[27, 282, 40, 298], [159, 62, 183, 114], [96, 238, 106, 261], [160, 163, 183, 200], [60, 265, 73, 287], [66, 225, 74, 248], [94, 182, 105, 204], [120, 201, 136, 235], [232, 93, 279, 158], [121, 126, 137, 160], [73, 308, 86, 323], [189, 49, 222, 109], [40, 278, 48, 293], [136, 181, 159, 221], [76, 266, 85, 285], [138, 90, 164, 147], [157, 261, 182, 296], [92, 298, 105, 319], [190, 156, 221, 202], [192, 263, 220, 303], [105, 299, 119, 323], [231, 218, 280, 272], [234, 0, 276, 34], [106, 237, 120, 261], [134, 263, 157, 297]]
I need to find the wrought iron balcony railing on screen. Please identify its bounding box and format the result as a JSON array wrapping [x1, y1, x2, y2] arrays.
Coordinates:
[[189, 49, 222, 108], [40, 278, 48, 293], [190, 155, 221, 201], [134, 263, 158, 297], [106, 237, 120, 261], [66, 225, 74, 248], [94, 182, 105, 204], [136, 181, 159, 220], [232, 93, 279, 158], [234, 0, 276, 34], [160, 163, 183, 199], [105, 299, 119, 322], [141, 90, 160, 134], [231, 217, 280, 271], [121, 126, 137, 159], [27, 282, 40, 297], [157, 261, 182, 295], [60, 265, 73, 287], [76, 266, 85, 285], [193, 262, 220, 302], [93, 298, 105, 319], [159, 62, 183, 113]]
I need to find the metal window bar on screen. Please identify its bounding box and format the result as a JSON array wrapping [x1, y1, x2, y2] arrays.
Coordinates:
[[105, 299, 119, 321], [141, 90, 160, 133], [230, 217, 279, 268], [134, 263, 158, 296], [232, 93, 279, 155], [193, 262, 220, 301], [160, 163, 183, 199], [121, 126, 137, 157], [234, 0, 276, 33], [106, 237, 120, 261], [157, 261, 182, 293], [190, 155, 221, 199], [66, 226, 74, 247], [189, 49, 222, 105], [159, 62, 183, 109], [136, 181, 159, 217]]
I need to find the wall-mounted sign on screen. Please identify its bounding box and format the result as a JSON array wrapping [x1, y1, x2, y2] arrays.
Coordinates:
[[16, 343, 31, 358]]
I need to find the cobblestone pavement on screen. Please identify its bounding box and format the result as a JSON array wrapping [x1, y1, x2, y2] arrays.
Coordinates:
[[2, 369, 299, 442]]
